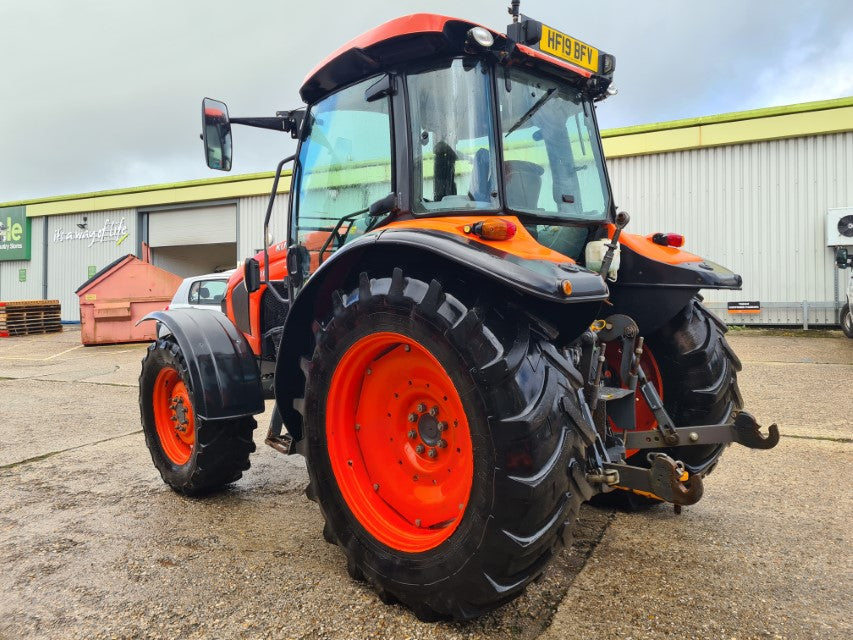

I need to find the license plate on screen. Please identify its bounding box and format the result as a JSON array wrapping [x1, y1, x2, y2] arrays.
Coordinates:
[[539, 24, 599, 73]]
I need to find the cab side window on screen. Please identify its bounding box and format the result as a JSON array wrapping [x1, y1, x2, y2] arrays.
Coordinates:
[[292, 77, 393, 273]]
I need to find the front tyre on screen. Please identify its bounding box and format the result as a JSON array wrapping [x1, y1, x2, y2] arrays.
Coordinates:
[[139, 338, 256, 495], [300, 270, 592, 620]]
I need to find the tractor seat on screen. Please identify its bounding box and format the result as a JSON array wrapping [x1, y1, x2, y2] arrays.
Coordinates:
[[504, 160, 544, 210]]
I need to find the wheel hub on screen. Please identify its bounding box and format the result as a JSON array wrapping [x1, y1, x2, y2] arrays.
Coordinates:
[[417, 412, 441, 446], [152, 367, 196, 464], [325, 332, 474, 552]]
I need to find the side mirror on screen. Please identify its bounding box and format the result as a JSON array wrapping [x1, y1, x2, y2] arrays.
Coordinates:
[[202, 98, 232, 171], [244, 257, 261, 293], [836, 247, 850, 269], [286, 245, 310, 289]]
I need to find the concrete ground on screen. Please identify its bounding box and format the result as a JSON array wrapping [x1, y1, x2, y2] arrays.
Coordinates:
[[0, 327, 850, 639]]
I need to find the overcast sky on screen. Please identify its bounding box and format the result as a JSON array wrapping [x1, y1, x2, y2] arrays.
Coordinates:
[[1, 0, 852, 202]]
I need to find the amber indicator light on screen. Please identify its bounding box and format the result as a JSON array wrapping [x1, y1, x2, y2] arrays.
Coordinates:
[[468, 218, 517, 241]]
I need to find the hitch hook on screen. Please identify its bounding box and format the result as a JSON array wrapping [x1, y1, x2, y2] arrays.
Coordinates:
[[648, 454, 704, 506], [732, 411, 780, 450]]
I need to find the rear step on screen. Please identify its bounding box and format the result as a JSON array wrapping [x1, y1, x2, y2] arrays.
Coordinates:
[[265, 408, 294, 454]]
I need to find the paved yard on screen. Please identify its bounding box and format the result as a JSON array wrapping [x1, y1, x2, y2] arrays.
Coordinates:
[[0, 327, 850, 639]]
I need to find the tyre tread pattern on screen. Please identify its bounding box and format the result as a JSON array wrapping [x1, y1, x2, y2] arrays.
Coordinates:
[[649, 298, 744, 472], [297, 271, 593, 621]]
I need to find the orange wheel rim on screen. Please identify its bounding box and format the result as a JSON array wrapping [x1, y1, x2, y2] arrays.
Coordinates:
[[326, 332, 474, 553], [604, 343, 663, 458], [152, 366, 196, 465]]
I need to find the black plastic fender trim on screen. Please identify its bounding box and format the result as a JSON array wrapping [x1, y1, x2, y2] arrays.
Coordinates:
[[616, 244, 742, 289], [373, 228, 610, 303], [139, 309, 264, 421]]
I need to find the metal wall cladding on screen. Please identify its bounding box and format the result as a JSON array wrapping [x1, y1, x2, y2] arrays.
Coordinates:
[[608, 132, 853, 325], [238, 194, 289, 260], [46, 209, 137, 321], [0, 217, 44, 302]]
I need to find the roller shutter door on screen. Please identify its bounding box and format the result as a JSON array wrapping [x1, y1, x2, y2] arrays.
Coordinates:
[[148, 204, 236, 247]]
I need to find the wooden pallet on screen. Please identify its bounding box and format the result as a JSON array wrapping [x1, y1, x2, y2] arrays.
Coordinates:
[[0, 300, 62, 337]]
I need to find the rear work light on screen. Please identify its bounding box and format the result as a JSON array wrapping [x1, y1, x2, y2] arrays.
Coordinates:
[[464, 218, 517, 241], [652, 233, 685, 248]]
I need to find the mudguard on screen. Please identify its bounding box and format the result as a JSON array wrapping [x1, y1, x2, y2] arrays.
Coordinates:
[[274, 228, 609, 444], [609, 233, 742, 335], [374, 227, 610, 301], [140, 309, 264, 421]]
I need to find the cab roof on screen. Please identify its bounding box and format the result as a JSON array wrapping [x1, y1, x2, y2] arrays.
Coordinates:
[[299, 13, 596, 104]]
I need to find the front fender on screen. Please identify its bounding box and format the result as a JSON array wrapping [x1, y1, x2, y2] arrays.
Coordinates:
[[140, 309, 264, 421]]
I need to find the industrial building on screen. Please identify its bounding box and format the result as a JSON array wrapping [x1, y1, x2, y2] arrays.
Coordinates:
[[1, 96, 851, 325]]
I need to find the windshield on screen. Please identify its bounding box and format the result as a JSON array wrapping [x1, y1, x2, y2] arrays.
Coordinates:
[[408, 59, 499, 213], [498, 67, 610, 221]]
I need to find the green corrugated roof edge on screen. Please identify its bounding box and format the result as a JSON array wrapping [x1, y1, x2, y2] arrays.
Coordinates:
[[0, 170, 292, 208], [2, 96, 852, 209], [600, 95, 853, 138]]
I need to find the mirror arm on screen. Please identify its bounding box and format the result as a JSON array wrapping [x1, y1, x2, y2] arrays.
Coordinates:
[[262, 155, 296, 305], [230, 116, 290, 132], [231, 110, 304, 135]]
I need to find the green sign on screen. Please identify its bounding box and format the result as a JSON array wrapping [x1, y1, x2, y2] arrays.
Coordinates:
[[18, 268, 26, 282], [0, 206, 31, 262], [88, 265, 97, 278]]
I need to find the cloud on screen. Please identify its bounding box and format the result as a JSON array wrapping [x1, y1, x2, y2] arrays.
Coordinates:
[[0, 0, 851, 202], [749, 28, 853, 108]]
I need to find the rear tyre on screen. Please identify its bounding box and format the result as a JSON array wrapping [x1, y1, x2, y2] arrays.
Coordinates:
[[139, 338, 256, 495], [841, 303, 853, 338], [299, 269, 593, 620], [596, 298, 743, 509], [649, 298, 743, 472]]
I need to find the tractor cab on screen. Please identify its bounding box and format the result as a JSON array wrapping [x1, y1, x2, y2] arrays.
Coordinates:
[[287, 14, 617, 276]]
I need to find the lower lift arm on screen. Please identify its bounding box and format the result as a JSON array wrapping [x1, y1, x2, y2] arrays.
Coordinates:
[[584, 315, 779, 506]]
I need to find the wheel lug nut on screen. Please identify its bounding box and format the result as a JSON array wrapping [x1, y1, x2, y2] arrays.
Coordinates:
[[408, 413, 417, 423], [429, 406, 439, 417], [355, 423, 361, 431], [416, 403, 426, 413], [427, 448, 437, 458], [437, 439, 447, 449], [415, 519, 421, 527], [373, 483, 379, 491], [407, 429, 417, 439], [415, 444, 425, 454], [403, 344, 411, 352], [437, 421, 447, 432]]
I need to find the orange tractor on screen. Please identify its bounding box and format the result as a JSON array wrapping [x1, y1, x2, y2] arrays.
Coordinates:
[[140, 5, 778, 620]]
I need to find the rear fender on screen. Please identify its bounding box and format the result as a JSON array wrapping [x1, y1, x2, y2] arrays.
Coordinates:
[[274, 229, 609, 444], [140, 309, 264, 421], [616, 231, 742, 290], [608, 231, 742, 335]]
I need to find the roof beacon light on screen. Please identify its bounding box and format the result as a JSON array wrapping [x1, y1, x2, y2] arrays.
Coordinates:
[[652, 233, 685, 248], [468, 27, 495, 48], [467, 218, 517, 241]]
